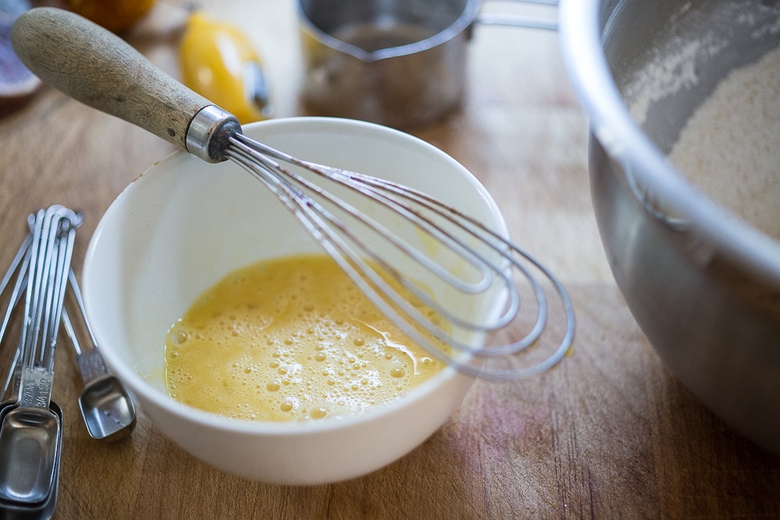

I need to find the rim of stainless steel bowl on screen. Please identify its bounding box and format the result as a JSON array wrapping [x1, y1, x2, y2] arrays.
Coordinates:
[[558, 0, 780, 285]]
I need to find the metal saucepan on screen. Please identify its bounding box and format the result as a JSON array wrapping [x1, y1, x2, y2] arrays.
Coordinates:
[[298, 0, 557, 129], [560, 0, 780, 455]]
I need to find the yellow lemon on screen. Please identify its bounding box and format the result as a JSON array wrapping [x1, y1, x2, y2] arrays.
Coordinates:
[[180, 11, 272, 124]]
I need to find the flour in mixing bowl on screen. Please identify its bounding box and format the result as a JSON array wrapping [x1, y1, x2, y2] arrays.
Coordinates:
[[668, 45, 780, 241]]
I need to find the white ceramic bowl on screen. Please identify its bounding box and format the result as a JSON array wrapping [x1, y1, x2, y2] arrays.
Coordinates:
[[82, 117, 507, 485]]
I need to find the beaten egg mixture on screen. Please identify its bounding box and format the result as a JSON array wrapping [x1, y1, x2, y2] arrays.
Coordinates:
[[164, 254, 450, 421]]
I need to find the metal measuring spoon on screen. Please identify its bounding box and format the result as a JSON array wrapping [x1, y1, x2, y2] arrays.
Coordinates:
[[61, 274, 136, 441], [0, 280, 62, 520], [0, 402, 63, 519], [0, 345, 63, 520], [0, 207, 76, 507], [0, 358, 62, 520]]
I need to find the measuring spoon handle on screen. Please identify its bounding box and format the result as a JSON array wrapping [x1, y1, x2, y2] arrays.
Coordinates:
[[11, 7, 211, 151], [61, 308, 109, 385]]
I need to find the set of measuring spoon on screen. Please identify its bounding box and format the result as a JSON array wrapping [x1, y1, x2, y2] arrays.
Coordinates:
[[0, 206, 136, 519]]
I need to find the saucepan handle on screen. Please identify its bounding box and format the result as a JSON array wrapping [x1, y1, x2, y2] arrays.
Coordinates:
[[476, 0, 558, 31]]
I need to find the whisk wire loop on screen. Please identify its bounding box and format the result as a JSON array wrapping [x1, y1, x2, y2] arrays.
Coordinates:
[[226, 133, 576, 379]]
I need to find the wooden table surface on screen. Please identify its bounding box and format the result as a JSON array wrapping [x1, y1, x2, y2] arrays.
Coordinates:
[[1, 1, 779, 518]]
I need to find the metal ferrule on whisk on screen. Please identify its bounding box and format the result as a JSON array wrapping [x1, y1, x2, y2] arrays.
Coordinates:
[[185, 105, 243, 163]]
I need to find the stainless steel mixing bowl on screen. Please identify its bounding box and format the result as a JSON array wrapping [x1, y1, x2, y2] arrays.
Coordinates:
[[560, 0, 780, 455]]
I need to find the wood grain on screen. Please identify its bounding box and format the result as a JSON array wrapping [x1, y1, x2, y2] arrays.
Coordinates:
[[0, 1, 778, 518]]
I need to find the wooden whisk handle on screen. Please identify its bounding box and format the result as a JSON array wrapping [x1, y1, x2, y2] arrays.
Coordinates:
[[11, 7, 212, 151]]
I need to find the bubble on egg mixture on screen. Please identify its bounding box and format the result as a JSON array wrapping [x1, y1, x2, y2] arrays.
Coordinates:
[[163, 254, 451, 422]]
